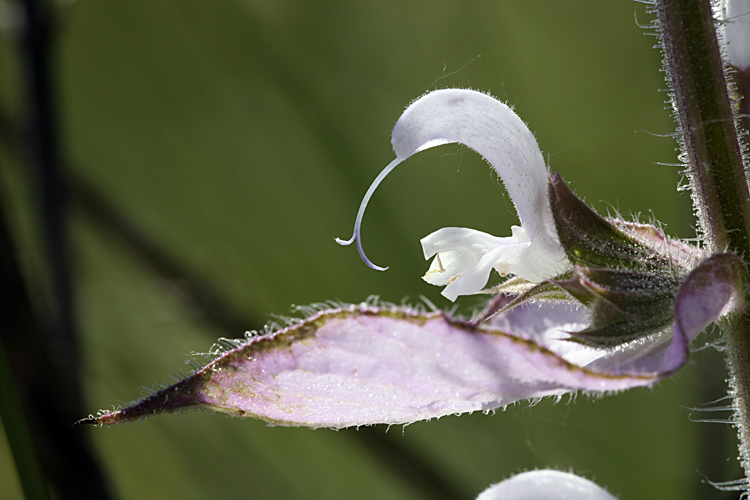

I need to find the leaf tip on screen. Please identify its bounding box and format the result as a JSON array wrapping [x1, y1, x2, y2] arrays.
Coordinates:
[[73, 411, 127, 427]]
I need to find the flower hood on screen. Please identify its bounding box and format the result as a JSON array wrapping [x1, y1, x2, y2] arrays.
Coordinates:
[[336, 89, 569, 300]]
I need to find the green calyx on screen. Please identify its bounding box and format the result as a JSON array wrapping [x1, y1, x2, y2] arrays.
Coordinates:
[[535, 174, 693, 346], [549, 173, 674, 273], [554, 267, 680, 346]]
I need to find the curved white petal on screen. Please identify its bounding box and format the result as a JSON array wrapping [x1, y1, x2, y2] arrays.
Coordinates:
[[337, 89, 569, 297], [720, 0, 750, 69], [393, 90, 550, 237], [476, 470, 617, 500]]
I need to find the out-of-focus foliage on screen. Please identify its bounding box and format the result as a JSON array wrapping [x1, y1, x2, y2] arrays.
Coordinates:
[[0, 0, 739, 499]]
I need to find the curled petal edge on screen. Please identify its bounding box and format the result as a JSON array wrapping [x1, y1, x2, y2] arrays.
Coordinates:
[[479, 254, 746, 376], [662, 253, 748, 372]]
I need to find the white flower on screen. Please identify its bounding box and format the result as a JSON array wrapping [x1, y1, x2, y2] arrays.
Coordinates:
[[719, 0, 750, 69], [337, 89, 569, 300], [476, 470, 617, 500]]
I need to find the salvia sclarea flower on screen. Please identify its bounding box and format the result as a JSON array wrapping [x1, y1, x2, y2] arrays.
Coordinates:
[[83, 88, 744, 426], [82, 89, 747, 495]]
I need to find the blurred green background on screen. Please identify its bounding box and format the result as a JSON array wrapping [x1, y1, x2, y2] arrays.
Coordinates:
[[0, 0, 741, 498]]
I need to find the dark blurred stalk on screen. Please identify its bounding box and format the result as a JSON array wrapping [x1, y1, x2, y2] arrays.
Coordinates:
[[0, 107, 467, 499], [0, 199, 49, 500], [2, 1, 469, 494], [70, 171, 470, 500], [73, 171, 470, 499], [4, 0, 114, 497], [69, 174, 256, 336], [0, 171, 110, 499], [18, 0, 75, 372], [0, 345, 48, 500], [355, 426, 472, 500]]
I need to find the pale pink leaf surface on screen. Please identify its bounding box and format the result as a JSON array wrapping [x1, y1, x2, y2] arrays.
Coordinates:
[[83, 256, 745, 429], [86, 304, 655, 428]]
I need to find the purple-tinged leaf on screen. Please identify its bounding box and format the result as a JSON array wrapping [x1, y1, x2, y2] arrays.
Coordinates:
[[479, 298, 673, 376], [662, 253, 748, 372], [81, 303, 659, 429], [80, 256, 744, 429], [482, 254, 747, 377]]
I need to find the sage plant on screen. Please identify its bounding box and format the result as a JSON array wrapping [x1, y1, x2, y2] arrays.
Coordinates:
[[81, 0, 750, 497]]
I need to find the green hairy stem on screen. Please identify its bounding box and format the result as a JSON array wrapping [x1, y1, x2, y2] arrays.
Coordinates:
[[655, 0, 750, 483]]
